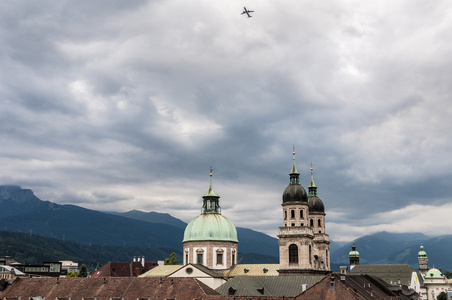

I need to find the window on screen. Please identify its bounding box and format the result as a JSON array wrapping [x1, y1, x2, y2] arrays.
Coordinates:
[[217, 253, 223, 265], [197, 253, 203, 264], [232, 253, 235, 265], [291, 223, 295, 227], [318, 219, 321, 227], [284, 211, 287, 220], [326, 250, 329, 267], [300, 210, 303, 218], [289, 244, 298, 263], [291, 210, 295, 219], [309, 245, 312, 264], [310, 219, 314, 227]]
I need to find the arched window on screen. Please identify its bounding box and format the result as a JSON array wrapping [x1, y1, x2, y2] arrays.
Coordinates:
[[326, 250, 329, 267], [284, 211, 287, 220], [300, 210, 303, 219], [289, 244, 298, 263], [318, 219, 321, 227], [309, 245, 312, 264], [291, 210, 295, 219], [310, 219, 314, 227]]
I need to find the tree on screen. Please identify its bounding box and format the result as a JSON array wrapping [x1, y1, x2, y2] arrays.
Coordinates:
[[66, 271, 79, 277], [164, 252, 179, 265], [78, 264, 88, 277], [437, 291, 447, 300]]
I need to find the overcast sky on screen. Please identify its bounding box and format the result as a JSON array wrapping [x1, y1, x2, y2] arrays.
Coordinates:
[[1, 0, 451, 242]]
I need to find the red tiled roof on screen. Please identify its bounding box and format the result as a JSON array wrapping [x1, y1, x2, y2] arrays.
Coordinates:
[[295, 274, 401, 300], [91, 262, 157, 278], [0, 277, 220, 300]]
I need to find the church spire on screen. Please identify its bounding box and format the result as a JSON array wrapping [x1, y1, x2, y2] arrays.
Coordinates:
[[289, 146, 300, 185], [308, 163, 318, 197]]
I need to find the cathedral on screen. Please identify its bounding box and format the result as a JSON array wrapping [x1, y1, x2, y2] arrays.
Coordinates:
[[182, 151, 330, 275]]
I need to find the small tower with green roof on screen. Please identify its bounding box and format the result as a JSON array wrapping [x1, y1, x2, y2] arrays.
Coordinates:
[[349, 243, 360, 270], [418, 245, 428, 275]]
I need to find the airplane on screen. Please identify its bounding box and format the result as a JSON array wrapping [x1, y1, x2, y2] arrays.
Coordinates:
[[241, 7, 254, 18]]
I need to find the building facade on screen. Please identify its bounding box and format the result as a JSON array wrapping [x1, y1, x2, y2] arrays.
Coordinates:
[[278, 151, 330, 275]]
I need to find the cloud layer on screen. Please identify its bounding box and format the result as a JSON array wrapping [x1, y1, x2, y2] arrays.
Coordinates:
[[1, 0, 452, 241]]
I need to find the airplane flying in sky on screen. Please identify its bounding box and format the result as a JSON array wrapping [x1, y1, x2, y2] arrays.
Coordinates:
[[241, 7, 254, 18]]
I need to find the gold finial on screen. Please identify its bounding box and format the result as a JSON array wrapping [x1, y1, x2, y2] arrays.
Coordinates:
[[311, 162, 313, 171], [209, 166, 213, 177], [292, 145, 295, 155]]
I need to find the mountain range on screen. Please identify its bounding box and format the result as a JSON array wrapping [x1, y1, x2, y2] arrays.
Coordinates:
[[0, 185, 450, 272], [0, 185, 279, 263]]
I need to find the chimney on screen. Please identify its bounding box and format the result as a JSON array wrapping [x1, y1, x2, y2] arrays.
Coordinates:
[[302, 284, 307, 292], [142, 256, 145, 267]]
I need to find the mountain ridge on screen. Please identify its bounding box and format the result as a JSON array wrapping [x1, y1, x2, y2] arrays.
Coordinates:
[[0, 185, 279, 257]]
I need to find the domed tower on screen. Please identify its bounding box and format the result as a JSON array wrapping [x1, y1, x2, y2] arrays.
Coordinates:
[[308, 166, 330, 271], [418, 245, 428, 275], [182, 168, 238, 270], [278, 150, 330, 275], [349, 243, 360, 270]]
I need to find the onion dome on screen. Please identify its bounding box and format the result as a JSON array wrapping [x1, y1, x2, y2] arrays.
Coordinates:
[[308, 166, 325, 213], [349, 243, 359, 258], [282, 149, 308, 203], [418, 245, 427, 258], [183, 167, 238, 243], [426, 267, 443, 278]]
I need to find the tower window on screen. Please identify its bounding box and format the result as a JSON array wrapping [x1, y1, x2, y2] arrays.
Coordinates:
[[291, 223, 295, 227], [197, 253, 203, 264], [289, 244, 298, 263], [300, 210, 303, 219], [217, 253, 223, 265], [326, 250, 329, 267], [291, 210, 295, 219], [284, 211, 287, 220], [232, 253, 235, 265], [309, 245, 312, 264], [318, 219, 321, 227], [310, 219, 314, 227]]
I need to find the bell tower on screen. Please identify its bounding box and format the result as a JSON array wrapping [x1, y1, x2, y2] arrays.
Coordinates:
[[418, 245, 428, 275], [277, 149, 330, 275]]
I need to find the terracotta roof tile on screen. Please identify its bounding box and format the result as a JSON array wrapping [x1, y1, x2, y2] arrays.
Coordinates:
[[0, 277, 221, 300], [91, 262, 157, 278]]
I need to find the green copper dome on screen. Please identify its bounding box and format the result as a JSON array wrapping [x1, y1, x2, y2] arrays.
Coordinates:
[[426, 267, 442, 279], [418, 245, 427, 258], [349, 243, 359, 257], [183, 214, 238, 242]]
